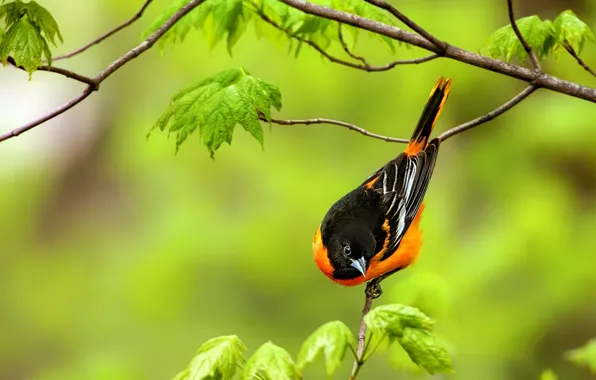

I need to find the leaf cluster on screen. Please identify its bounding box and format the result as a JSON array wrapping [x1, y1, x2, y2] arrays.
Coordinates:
[[364, 304, 453, 375], [142, 0, 401, 56], [172, 304, 453, 380], [172, 335, 299, 380], [0, 0, 62, 73], [484, 10, 594, 63], [149, 67, 281, 157]]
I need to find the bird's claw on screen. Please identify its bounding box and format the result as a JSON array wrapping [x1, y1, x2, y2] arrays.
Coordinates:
[[365, 280, 383, 299]]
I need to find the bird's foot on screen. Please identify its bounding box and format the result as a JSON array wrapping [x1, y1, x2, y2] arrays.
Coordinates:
[[365, 280, 383, 299]]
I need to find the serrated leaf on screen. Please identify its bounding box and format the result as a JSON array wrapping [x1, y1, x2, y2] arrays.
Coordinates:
[[243, 342, 301, 380], [240, 75, 282, 121], [22, 1, 63, 46], [334, 0, 399, 53], [553, 10, 595, 54], [227, 8, 251, 53], [186, 335, 247, 380], [0, 0, 61, 66], [253, 0, 399, 55], [211, 0, 240, 46], [540, 369, 558, 380], [484, 16, 554, 62], [565, 338, 596, 374], [297, 321, 355, 377], [0, 0, 24, 27], [364, 304, 434, 338], [144, 0, 251, 54], [0, 16, 46, 73], [398, 328, 453, 375], [142, 0, 213, 47], [150, 67, 282, 156]]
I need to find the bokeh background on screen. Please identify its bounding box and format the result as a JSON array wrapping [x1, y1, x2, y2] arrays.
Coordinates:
[[1, 0, 595, 379]]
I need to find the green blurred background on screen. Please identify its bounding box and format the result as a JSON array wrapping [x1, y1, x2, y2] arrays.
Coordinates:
[[1, 0, 595, 379]]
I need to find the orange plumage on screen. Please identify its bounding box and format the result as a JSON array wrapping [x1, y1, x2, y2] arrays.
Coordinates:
[[313, 77, 451, 288]]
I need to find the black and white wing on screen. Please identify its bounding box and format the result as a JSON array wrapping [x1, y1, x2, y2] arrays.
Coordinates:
[[362, 139, 440, 258]]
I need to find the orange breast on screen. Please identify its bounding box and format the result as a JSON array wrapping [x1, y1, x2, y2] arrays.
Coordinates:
[[315, 203, 426, 287]]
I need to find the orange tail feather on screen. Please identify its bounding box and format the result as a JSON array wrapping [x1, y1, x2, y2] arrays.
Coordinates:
[[404, 77, 452, 155]]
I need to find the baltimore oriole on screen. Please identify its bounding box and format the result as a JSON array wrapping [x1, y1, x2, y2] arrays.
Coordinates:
[[313, 77, 452, 298]]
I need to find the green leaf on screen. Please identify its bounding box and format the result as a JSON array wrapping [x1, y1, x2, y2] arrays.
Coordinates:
[[332, 0, 400, 53], [150, 67, 282, 156], [142, 0, 213, 47], [0, 0, 61, 67], [21, 0, 63, 46], [186, 335, 247, 380], [297, 321, 355, 377], [364, 304, 453, 375], [210, 0, 252, 52], [484, 16, 554, 62], [171, 369, 190, 380], [398, 327, 453, 375], [143, 0, 251, 53], [0, 16, 47, 73], [252, 0, 400, 55], [364, 304, 434, 338], [243, 342, 301, 380], [0, 0, 24, 27], [553, 10, 595, 54], [540, 369, 558, 380], [565, 338, 596, 374]]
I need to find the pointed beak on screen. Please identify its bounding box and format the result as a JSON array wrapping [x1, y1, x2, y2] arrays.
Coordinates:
[[350, 256, 367, 278]]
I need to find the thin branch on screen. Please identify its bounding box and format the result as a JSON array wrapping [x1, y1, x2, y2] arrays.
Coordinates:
[[37, 66, 98, 87], [438, 85, 537, 141], [0, 88, 95, 141], [6, 56, 97, 86], [265, 85, 536, 146], [276, 0, 596, 102], [258, 10, 439, 72], [349, 293, 374, 380], [53, 0, 154, 61], [267, 117, 409, 143], [0, 0, 206, 143], [337, 24, 368, 65], [563, 42, 596, 78], [364, 0, 447, 51], [507, 0, 541, 71]]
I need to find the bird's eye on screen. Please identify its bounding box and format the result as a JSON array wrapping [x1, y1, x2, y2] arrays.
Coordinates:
[[343, 245, 351, 256]]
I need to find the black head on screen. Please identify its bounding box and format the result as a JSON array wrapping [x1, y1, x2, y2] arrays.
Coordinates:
[[325, 222, 377, 280]]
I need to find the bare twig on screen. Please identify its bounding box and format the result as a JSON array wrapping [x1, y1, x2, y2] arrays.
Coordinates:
[[349, 293, 374, 380], [364, 0, 447, 51], [37, 66, 98, 87], [53, 0, 154, 61], [267, 117, 409, 143], [563, 42, 596, 78], [0, 89, 96, 142], [337, 24, 368, 65], [0, 0, 206, 143], [438, 85, 537, 141], [264, 85, 537, 146], [258, 10, 439, 72], [7, 56, 97, 86], [276, 0, 596, 102], [506, 0, 541, 71]]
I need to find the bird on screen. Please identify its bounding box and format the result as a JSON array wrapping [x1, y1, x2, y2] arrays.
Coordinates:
[[312, 77, 452, 298]]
